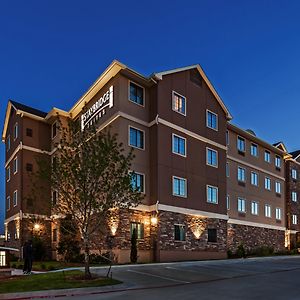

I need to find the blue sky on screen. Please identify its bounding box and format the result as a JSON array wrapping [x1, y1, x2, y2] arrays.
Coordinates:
[[1, 0, 300, 232]]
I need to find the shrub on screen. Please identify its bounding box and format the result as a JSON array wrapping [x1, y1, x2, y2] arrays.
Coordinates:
[[236, 244, 246, 258], [47, 265, 55, 271], [40, 264, 46, 270], [227, 250, 233, 258]]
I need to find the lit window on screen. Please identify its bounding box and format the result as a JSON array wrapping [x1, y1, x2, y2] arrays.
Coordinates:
[[172, 134, 186, 156], [13, 190, 18, 207], [206, 110, 218, 130], [131, 172, 145, 193], [292, 169, 298, 180], [251, 144, 258, 157], [275, 156, 281, 168], [237, 167, 246, 182], [237, 137, 245, 152], [13, 123, 18, 140], [292, 214, 298, 225], [7, 196, 10, 211], [275, 181, 281, 194], [129, 82, 144, 105], [251, 201, 259, 215], [265, 204, 271, 218], [13, 157, 18, 174], [208, 228, 217, 243], [172, 91, 186, 115], [207, 185, 218, 204], [276, 208, 282, 220], [129, 127, 144, 149], [130, 222, 144, 239], [264, 150, 271, 163], [207, 148, 218, 167], [238, 197, 246, 213], [6, 135, 10, 152], [292, 191, 298, 202], [227, 195, 230, 210], [6, 167, 10, 182], [265, 177, 271, 190], [52, 122, 57, 139], [173, 176, 187, 197], [174, 224, 185, 241], [251, 172, 258, 186]]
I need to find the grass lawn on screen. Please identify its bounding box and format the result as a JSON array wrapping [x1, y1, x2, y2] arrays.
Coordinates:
[[0, 270, 121, 294]]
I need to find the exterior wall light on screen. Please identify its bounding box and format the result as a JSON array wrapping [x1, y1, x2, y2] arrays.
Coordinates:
[[151, 216, 158, 225], [34, 223, 41, 231]]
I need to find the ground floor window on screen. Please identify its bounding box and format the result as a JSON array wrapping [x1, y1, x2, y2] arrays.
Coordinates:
[[130, 222, 144, 239], [174, 224, 185, 241], [0, 251, 6, 267], [207, 228, 217, 243]]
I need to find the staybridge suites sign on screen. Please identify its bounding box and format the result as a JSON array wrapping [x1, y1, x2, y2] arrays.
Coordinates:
[[81, 86, 114, 131]]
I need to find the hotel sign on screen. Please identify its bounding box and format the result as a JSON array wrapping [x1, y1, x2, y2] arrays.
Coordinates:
[[81, 86, 114, 130]]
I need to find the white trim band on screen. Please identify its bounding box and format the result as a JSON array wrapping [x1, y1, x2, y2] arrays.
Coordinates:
[[228, 218, 286, 231]]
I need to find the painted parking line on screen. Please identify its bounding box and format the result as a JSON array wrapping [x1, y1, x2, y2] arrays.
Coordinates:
[[127, 269, 191, 284]]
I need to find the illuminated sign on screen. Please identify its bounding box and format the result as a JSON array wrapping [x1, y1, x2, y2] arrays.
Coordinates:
[[81, 86, 114, 130]]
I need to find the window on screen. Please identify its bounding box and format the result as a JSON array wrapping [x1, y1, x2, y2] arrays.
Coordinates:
[[130, 222, 144, 239], [251, 144, 258, 157], [7, 196, 10, 211], [237, 136, 245, 152], [13, 157, 18, 174], [264, 150, 271, 163], [207, 228, 217, 243], [6, 167, 10, 182], [275, 181, 281, 194], [26, 163, 33, 172], [207, 185, 218, 204], [174, 224, 185, 241], [129, 82, 144, 105], [265, 204, 271, 218], [292, 169, 298, 180], [292, 191, 298, 202], [227, 195, 230, 210], [131, 172, 145, 193], [206, 148, 218, 167], [275, 156, 281, 169], [26, 128, 33, 137], [52, 122, 57, 139], [226, 130, 229, 145], [173, 176, 187, 197], [129, 127, 144, 149], [52, 190, 58, 205], [251, 201, 259, 215], [238, 198, 246, 213], [13, 190, 18, 207], [206, 110, 218, 130], [251, 172, 258, 186], [276, 208, 282, 220], [172, 91, 186, 115], [265, 177, 271, 190], [172, 134, 186, 157], [53, 229, 57, 242], [226, 163, 230, 177], [292, 215, 298, 225], [237, 167, 246, 182], [6, 135, 10, 152], [13, 123, 18, 140]]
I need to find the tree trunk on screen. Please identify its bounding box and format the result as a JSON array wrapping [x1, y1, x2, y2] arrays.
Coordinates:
[[84, 239, 91, 279]]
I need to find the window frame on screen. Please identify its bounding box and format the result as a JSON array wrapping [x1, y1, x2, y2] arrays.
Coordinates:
[[275, 207, 282, 220], [292, 191, 298, 202], [275, 181, 281, 194], [13, 190, 18, 207], [128, 80, 145, 107], [207, 228, 217, 243], [237, 166, 246, 182], [237, 136, 246, 153], [206, 109, 218, 131], [130, 222, 144, 240], [250, 143, 258, 157], [265, 204, 271, 218], [292, 169, 298, 180], [128, 125, 145, 150], [13, 123, 18, 140], [172, 91, 186, 116], [250, 171, 259, 186], [7, 196, 10, 211], [251, 201, 259, 215], [275, 155, 281, 169], [130, 171, 146, 194], [172, 176, 187, 198], [172, 133, 187, 157], [264, 150, 271, 163], [13, 156, 18, 174], [292, 214, 298, 225], [207, 185, 218, 204], [238, 197, 246, 213], [264, 177, 271, 191], [174, 224, 186, 241], [206, 147, 218, 168]]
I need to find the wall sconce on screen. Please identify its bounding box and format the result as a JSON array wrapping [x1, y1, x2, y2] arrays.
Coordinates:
[[151, 216, 158, 226], [34, 223, 41, 231]]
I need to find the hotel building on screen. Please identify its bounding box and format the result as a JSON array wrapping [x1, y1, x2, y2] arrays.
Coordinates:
[[1, 60, 298, 262]]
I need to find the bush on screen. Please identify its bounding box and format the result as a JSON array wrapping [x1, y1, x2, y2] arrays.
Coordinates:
[[40, 264, 46, 270], [247, 246, 274, 257], [227, 250, 233, 258], [236, 244, 246, 258], [47, 265, 55, 271]]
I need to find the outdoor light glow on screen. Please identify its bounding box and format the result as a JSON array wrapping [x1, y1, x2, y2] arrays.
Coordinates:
[[151, 216, 158, 225], [110, 224, 118, 236], [34, 223, 41, 231]]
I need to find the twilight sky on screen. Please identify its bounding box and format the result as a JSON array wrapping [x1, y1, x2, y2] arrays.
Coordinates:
[[1, 0, 300, 232]]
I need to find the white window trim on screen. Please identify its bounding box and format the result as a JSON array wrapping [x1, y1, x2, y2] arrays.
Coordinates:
[[13, 123, 18, 141], [226, 130, 229, 145], [264, 150, 271, 163], [7, 196, 10, 211], [227, 195, 230, 210], [172, 133, 187, 158], [13, 190, 18, 207], [265, 177, 271, 191], [206, 184, 218, 204], [128, 125, 145, 151], [292, 191, 298, 202], [52, 121, 57, 140], [13, 157, 18, 175], [237, 197, 246, 213], [275, 155, 281, 168], [250, 143, 259, 157], [275, 207, 282, 220], [130, 171, 146, 194], [275, 181, 281, 194], [206, 147, 218, 168], [292, 214, 298, 225], [237, 136, 246, 152], [265, 204, 271, 218], [128, 80, 145, 107], [206, 109, 218, 131], [292, 169, 297, 180], [250, 171, 259, 186], [251, 201, 259, 216], [7, 166, 11, 182], [172, 90, 186, 116], [172, 176, 187, 198], [237, 166, 246, 182]]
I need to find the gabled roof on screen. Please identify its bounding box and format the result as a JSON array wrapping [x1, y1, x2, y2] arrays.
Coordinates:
[[10, 100, 47, 118], [153, 65, 232, 120], [290, 150, 300, 160], [273, 141, 288, 153]]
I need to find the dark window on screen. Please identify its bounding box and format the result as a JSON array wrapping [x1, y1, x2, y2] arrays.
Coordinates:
[[52, 190, 57, 205], [129, 127, 144, 149], [129, 82, 144, 105], [174, 224, 185, 241], [131, 172, 145, 193], [26, 163, 33, 172], [26, 128, 33, 137], [53, 229, 57, 242], [208, 228, 217, 243], [130, 222, 144, 239]]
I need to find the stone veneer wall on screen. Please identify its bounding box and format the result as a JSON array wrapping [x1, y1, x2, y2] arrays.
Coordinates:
[[227, 223, 285, 253]]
